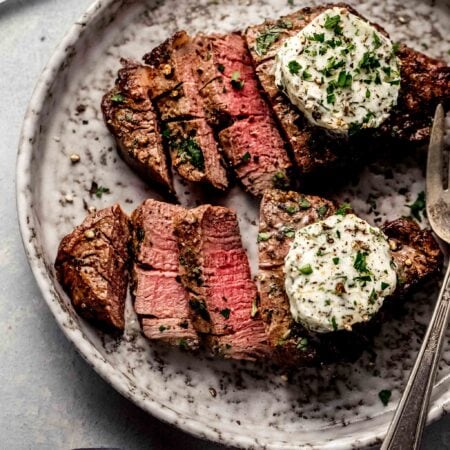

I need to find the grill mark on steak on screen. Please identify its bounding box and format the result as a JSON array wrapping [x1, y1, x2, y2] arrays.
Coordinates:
[[175, 205, 271, 360], [258, 189, 443, 365], [131, 199, 199, 349], [55, 205, 131, 333], [143, 31, 229, 191], [101, 60, 173, 193], [245, 3, 450, 174]]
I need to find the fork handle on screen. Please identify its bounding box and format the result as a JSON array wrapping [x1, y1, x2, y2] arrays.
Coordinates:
[[381, 265, 450, 450]]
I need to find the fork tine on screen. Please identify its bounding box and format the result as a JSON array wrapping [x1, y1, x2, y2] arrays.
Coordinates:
[[426, 104, 446, 205]]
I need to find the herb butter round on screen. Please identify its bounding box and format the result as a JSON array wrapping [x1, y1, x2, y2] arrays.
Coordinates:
[[284, 213, 397, 333], [275, 7, 401, 134]]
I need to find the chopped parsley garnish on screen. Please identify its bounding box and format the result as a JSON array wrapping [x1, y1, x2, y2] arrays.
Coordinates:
[[317, 204, 329, 218], [231, 70, 244, 89], [241, 151, 251, 163], [299, 264, 313, 275], [354, 275, 372, 283], [217, 63, 225, 73], [365, 88, 371, 99], [296, 337, 308, 350], [327, 93, 336, 104], [159, 325, 167, 332], [369, 289, 378, 305], [283, 227, 296, 238], [255, 20, 293, 56], [331, 316, 338, 331], [337, 71, 352, 88], [257, 232, 271, 242], [285, 205, 298, 214], [189, 299, 211, 321], [336, 202, 352, 215], [220, 308, 231, 319], [354, 251, 369, 273], [272, 171, 290, 189], [309, 32, 325, 43], [359, 51, 381, 71], [288, 60, 301, 74], [379, 389, 392, 406], [178, 338, 188, 350], [175, 138, 205, 170], [111, 93, 125, 103], [372, 32, 382, 49], [161, 127, 171, 138], [333, 257, 340, 265], [299, 197, 311, 209], [302, 70, 312, 80], [324, 14, 342, 34], [381, 282, 390, 290], [392, 42, 401, 54], [95, 185, 110, 198], [407, 191, 426, 222], [348, 122, 362, 136]]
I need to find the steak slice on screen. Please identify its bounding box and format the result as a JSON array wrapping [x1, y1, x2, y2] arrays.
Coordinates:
[[55, 205, 131, 333], [245, 4, 450, 174], [101, 60, 173, 193], [383, 217, 443, 293], [174, 205, 270, 360], [131, 199, 199, 349], [219, 115, 292, 196], [258, 189, 443, 365], [164, 119, 228, 190]]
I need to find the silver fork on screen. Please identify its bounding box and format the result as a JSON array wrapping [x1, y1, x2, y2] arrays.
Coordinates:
[[381, 104, 450, 450]]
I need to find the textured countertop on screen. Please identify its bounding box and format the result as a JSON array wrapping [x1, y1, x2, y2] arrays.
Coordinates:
[[0, 1, 449, 449]]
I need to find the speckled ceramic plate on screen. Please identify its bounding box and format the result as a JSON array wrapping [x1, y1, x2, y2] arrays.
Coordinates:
[[16, 0, 450, 449]]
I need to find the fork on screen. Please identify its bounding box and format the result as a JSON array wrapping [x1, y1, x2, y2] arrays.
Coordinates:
[[381, 104, 450, 450]]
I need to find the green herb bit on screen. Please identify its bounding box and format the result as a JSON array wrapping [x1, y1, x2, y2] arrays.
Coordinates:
[[336, 230, 341, 239], [302, 70, 312, 80], [365, 88, 371, 99], [381, 282, 390, 290], [220, 308, 231, 319], [359, 51, 381, 71], [372, 32, 382, 49], [407, 191, 426, 222], [272, 171, 290, 189], [337, 71, 352, 88], [325, 299, 331, 306], [255, 20, 293, 56], [296, 337, 308, 350], [327, 93, 336, 104], [299, 264, 313, 275], [354, 250, 369, 273], [299, 197, 311, 209], [309, 32, 325, 43], [379, 389, 392, 406], [231, 70, 244, 89], [392, 42, 401, 54], [283, 227, 296, 238], [257, 232, 271, 242], [331, 316, 338, 331], [178, 338, 188, 350], [161, 127, 171, 138], [333, 257, 340, 265], [189, 298, 211, 321], [369, 289, 377, 305], [95, 185, 110, 198], [285, 205, 298, 214], [316, 204, 329, 218], [348, 121, 362, 136], [111, 93, 125, 103], [288, 0, 294, 5], [288, 60, 301, 75], [241, 151, 251, 163], [176, 138, 205, 170], [354, 275, 372, 284], [336, 202, 352, 215], [217, 63, 225, 73], [324, 14, 342, 34], [159, 325, 167, 332]]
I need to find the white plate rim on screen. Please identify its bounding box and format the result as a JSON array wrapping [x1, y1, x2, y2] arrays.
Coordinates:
[[15, 0, 450, 448]]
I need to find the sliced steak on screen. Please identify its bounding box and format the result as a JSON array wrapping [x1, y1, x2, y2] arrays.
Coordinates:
[[131, 199, 199, 349], [245, 4, 450, 174], [258, 189, 443, 365], [218, 115, 292, 196], [143, 31, 229, 190], [55, 205, 131, 333], [383, 217, 443, 293], [101, 61, 173, 193], [193, 32, 293, 195], [164, 119, 228, 190], [175, 205, 270, 360]]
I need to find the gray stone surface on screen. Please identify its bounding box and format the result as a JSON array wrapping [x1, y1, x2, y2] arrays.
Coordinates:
[[0, 1, 448, 449]]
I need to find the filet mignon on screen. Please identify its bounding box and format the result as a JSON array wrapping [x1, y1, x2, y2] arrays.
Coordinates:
[[55, 205, 131, 333]]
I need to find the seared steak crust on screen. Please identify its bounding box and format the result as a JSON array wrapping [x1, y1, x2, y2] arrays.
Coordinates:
[[258, 189, 443, 365], [55, 205, 131, 333], [131, 199, 199, 349], [245, 4, 450, 173], [101, 60, 173, 192], [175, 205, 270, 360]]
